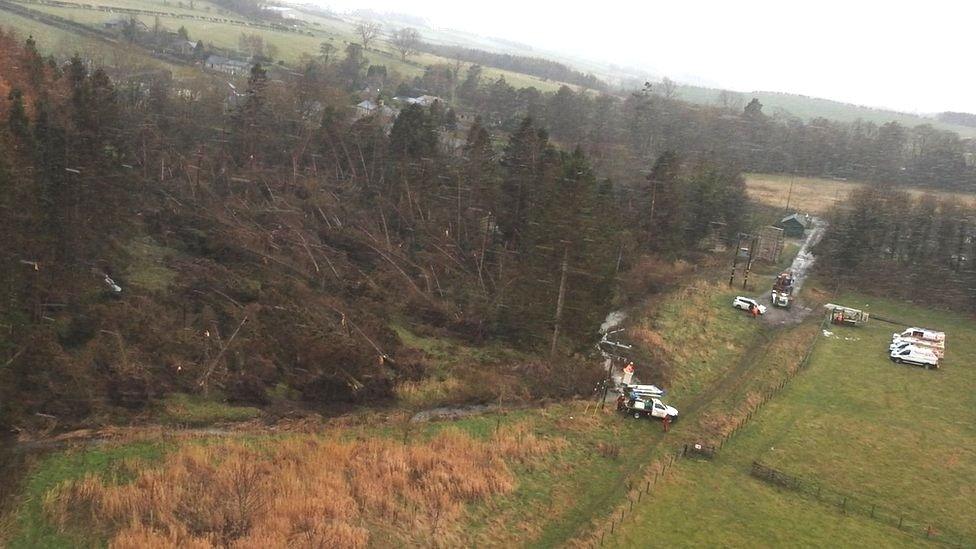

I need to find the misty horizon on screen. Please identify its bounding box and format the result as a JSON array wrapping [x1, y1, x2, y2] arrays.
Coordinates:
[[309, 0, 976, 115]]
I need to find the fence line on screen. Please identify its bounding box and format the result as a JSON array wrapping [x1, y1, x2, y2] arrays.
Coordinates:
[[750, 461, 972, 547]]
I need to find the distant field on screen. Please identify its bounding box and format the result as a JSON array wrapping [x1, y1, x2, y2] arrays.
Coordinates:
[[614, 294, 976, 546], [2, 0, 569, 91], [0, 7, 189, 75], [745, 173, 976, 215], [676, 86, 976, 139]]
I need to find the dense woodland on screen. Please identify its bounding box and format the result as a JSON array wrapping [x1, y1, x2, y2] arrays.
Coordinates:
[[817, 186, 976, 310], [0, 32, 749, 427], [446, 75, 976, 192]]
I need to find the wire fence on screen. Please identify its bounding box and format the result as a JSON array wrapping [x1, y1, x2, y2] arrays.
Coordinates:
[[592, 446, 685, 547], [591, 314, 976, 547], [750, 461, 972, 547], [591, 315, 828, 547]]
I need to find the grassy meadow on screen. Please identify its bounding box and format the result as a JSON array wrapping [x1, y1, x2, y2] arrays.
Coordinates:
[[2, 263, 796, 548], [611, 293, 976, 546], [745, 173, 976, 215]]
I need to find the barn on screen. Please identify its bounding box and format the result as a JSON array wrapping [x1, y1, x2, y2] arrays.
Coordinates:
[[776, 213, 809, 238]]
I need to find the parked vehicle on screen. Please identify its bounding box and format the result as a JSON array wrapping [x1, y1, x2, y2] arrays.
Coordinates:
[[889, 345, 940, 369], [824, 303, 869, 325], [890, 339, 944, 359], [891, 334, 945, 350], [617, 396, 679, 421], [771, 290, 790, 308], [733, 296, 766, 315], [770, 271, 794, 308], [893, 327, 945, 344]]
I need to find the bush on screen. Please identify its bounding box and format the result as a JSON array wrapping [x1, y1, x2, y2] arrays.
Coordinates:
[[619, 256, 695, 302]]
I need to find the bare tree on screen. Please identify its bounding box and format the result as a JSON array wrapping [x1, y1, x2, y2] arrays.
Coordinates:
[[356, 21, 382, 49], [319, 41, 335, 63], [390, 27, 421, 61], [659, 77, 678, 100], [717, 89, 744, 112], [238, 32, 264, 59]]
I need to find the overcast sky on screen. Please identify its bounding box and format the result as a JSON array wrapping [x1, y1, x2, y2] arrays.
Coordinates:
[[317, 0, 975, 114]]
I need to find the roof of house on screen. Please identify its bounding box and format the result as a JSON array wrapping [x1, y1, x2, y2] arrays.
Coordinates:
[[205, 55, 251, 69], [779, 213, 809, 226]]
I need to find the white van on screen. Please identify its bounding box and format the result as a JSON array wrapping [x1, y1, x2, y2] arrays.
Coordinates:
[[893, 328, 945, 344], [888, 340, 945, 360], [890, 338, 944, 358], [889, 345, 940, 369]]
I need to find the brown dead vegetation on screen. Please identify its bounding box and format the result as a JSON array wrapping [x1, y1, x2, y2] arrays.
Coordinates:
[[44, 424, 565, 547]]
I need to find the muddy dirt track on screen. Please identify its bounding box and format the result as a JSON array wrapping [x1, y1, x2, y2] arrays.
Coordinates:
[[760, 217, 827, 327]]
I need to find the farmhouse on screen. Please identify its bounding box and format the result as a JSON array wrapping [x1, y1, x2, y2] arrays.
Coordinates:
[[204, 55, 252, 76], [776, 213, 809, 238], [354, 100, 399, 121]]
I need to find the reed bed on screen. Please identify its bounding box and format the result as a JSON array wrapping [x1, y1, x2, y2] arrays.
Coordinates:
[[45, 424, 565, 547]]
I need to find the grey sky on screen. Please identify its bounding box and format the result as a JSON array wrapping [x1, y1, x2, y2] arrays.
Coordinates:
[[317, 0, 975, 114]]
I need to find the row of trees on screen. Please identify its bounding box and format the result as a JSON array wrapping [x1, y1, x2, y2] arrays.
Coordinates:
[[818, 185, 976, 310], [446, 71, 976, 192], [307, 27, 974, 196]]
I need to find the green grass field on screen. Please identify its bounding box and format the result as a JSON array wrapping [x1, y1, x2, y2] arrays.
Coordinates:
[[611, 293, 976, 546], [3, 0, 568, 91]]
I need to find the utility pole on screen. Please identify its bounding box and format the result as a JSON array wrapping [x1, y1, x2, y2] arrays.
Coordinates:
[[784, 176, 795, 215], [743, 234, 758, 290], [599, 355, 613, 410], [729, 233, 744, 286], [550, 245, 570, 358]]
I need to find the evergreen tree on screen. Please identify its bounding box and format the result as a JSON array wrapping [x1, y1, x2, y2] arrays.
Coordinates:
[[7, 89, 29, 140], [644, 151, 683, 252], [22, 36, 45, 90], [233, 63, 271, 165], [388, 104, 436, 159], [338, 43, 367, 88], [498, 117, 549, 246]]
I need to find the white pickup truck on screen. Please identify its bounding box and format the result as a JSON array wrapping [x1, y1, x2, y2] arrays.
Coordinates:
[[618, 396, 679, 421]]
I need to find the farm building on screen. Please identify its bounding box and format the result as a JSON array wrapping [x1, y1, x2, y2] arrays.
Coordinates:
[[204, 55, 252, 76], [776, 213, 809, 237], [353, 100, 399, 122]]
